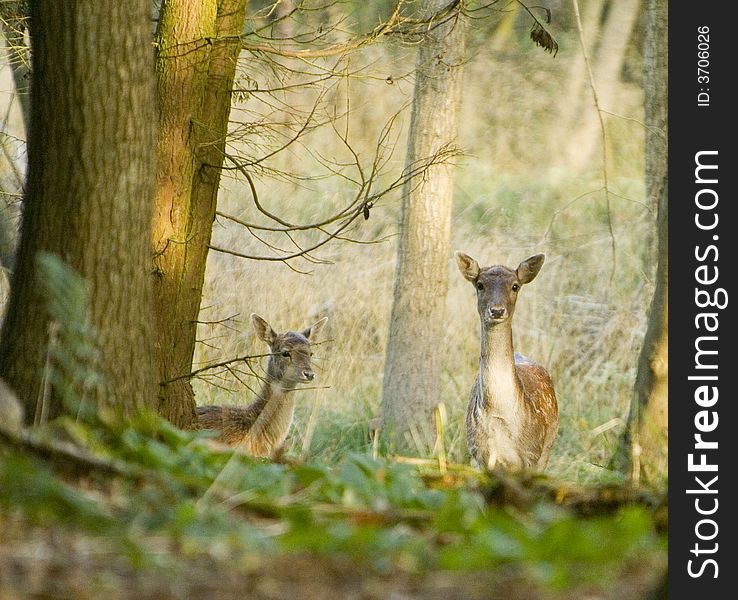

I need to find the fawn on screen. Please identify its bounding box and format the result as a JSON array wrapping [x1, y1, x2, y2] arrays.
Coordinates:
[[455, 252, 558, 471], [196, 313, 327, 457]]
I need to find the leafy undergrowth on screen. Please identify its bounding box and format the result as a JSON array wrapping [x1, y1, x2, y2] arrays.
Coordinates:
[[0, 415, 667, 599]]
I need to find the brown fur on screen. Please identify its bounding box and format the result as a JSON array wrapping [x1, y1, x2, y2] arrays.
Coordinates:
[[457, 252, 559, 471], [196, 314, 327, 458]]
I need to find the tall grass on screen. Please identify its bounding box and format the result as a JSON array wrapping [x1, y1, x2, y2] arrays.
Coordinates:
[[0, 11, 655, 485], [193, 23, 654, 485]]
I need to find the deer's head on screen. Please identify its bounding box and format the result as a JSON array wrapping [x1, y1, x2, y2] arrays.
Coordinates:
[[251, 314, 327, 389], [455, 252, 544, 329]]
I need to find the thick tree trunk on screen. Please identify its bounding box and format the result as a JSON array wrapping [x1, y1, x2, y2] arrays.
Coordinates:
[[614, 0, 667, 481], [153, 0, 247, 428], [0, 0, 158, 419], [380, 0, 465, 452]]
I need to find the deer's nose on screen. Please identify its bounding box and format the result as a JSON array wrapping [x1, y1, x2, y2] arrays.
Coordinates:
[[303, 371, 315, 381], [487, 306, 506, 319]]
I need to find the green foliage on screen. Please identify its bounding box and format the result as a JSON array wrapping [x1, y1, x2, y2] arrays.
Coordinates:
[[194, 0, 655, 488], [35, 252, 103, 417], [0, 450, 114, 530], [0, 414, 666, 592]]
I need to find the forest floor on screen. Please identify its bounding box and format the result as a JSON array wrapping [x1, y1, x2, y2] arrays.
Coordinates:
[[0, 525, 666, 600], [0, 416, 667, 600]]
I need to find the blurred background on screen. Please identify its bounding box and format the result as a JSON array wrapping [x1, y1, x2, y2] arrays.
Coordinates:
[[0, 0, 652, 482]]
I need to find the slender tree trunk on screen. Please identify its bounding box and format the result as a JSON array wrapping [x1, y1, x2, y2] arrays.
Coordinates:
[[153, 0, 247, 428], [380, 0, 466, 452], [614, 0, 667, 481], [550, 0, 604, 151], [565, 0, 640, 171], [274, 0, 295, 40], [0, 0, 158, 420]]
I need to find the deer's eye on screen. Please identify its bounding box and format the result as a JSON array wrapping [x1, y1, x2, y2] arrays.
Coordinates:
[[512, 283, 520, 292], [280, 350, 291, 358], [476, 281, 484, 291]]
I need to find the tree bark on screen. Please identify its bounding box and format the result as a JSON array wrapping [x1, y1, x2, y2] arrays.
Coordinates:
[[550, 0, 604, 152], [614, 0, 667, 481], [0, 0, 158, 420], [565, 0, 641, 171], [152, 0, 247, 428], [380, 0, 466, 452]]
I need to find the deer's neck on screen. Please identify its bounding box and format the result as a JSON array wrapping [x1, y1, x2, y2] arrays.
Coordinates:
[[247, 378, 296, 448], [479, 323, 523, 418]]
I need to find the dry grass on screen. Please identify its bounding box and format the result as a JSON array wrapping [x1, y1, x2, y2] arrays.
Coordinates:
[[0, 12, 657, 486], [195, 191, 651, 483], [193, 25, 653, 487]]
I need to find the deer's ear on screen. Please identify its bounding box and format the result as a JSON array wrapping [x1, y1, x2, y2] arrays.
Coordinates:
[[251, 313, 277, 345], [303, 317, 327, 341], [455, 251, 480, 282], [517, 254, 545, 284]]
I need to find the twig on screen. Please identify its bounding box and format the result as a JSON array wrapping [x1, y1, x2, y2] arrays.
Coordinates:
[[160, 353, 272, 386], [572, 0, 617, 284], [227, 1, 463, 59]]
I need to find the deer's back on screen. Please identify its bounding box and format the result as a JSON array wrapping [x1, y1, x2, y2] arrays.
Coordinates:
[[196, 405, 258, 446], [196, 399, 295, 457]]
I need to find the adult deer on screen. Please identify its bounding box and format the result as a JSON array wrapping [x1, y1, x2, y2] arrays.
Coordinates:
[[455, 252, 558, 471], [196, 313, 327, 458]]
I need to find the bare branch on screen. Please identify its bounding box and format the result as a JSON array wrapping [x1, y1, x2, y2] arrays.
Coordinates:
[[202, 1, 466, 60], [161, 352, 272, 386], [571, 0, 616, 283]]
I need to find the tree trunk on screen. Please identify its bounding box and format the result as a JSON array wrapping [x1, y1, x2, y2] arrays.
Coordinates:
[[0, 0, 158, 420], [550, 0, 604, 152], [152, 0, 247, 428], [565, 0, 641, 171], [614, 0, 667, 481], [380, 0, 466, 452]]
